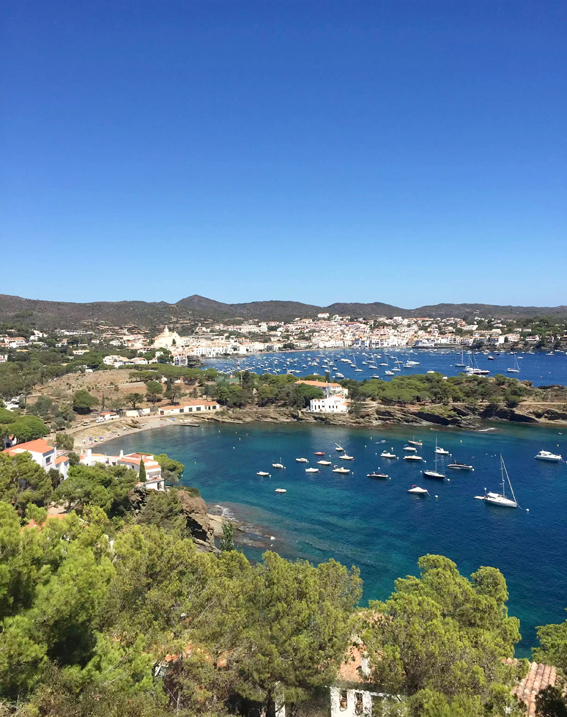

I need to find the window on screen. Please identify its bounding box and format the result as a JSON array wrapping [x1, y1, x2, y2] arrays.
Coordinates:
[[355, 693, 363, 715], [339, 690, 348, 712]]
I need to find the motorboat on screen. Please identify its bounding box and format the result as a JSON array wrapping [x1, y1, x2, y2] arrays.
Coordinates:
[[407, 485, 429, 495], [332, 466, 350, 474], [381, 450, 397, 459], [257, 471, 271, 477], [275, 488, 287, 493], [447, 461, 474, 471], [407, 438, 423, 447], [317, 460, 332, 466], [339, 454, 354, 460], [335, 443, 344, 451], [296, 458, 309, 463], [305, 467, 320, 473], [403, 454, 423, 462], [314, 451, 325, 456], [368, 472, 389, 479], [535, 450, 563, 462], [403, 446, 417, 452], [272, 463, 285, 469], [385, 370, 395, 376], [435, 446, 450, 455], [475, 455, 519, 508]]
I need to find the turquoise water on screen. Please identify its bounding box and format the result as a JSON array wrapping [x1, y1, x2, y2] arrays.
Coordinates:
[[102, 422, 567, 657], [205, 348, 567, 387]]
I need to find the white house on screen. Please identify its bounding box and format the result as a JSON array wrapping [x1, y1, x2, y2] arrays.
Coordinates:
[[97, 411, 120, 422], [158, 400, 220, 416], [294, 380, 349, 398], [308, 396, 349, 414], [3, 439, 69, 479]]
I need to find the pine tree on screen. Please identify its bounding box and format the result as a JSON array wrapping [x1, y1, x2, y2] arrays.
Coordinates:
[[139, 460, 146, 483]]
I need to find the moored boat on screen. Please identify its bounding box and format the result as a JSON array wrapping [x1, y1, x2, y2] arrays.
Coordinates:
[[407, 485, 429, 495], [535, 450, 562, 462]]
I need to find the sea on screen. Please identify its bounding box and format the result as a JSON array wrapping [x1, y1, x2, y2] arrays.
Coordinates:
[[101, 420, 567, 657], [204, 348, 567, 387]]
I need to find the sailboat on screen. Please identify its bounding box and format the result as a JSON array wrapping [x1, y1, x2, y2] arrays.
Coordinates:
[[423, 438, 446, 479], [475, 455, 519, 508], [455, 348, 466, 367], [507, 355, 520, 374]]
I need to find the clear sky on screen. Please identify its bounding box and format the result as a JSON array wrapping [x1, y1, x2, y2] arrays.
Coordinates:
[[1, 0, 566, 308]]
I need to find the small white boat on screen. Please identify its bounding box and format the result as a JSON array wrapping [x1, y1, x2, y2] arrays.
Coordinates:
[[381, 450, 397, 459], [404, 454, 423, 462], [447, 461, 474, 471], [317, 460, 332, 466], [296, 457, 309, 463], [332, 466, 350, 474], [339, 454, 354, 460], [407, 485, 429, 495], [272, 463, 285, 469], [475, 455, 519, 508], [435, 446, 450, 455], [407, 438, 423, 447], [385, 370, 395, 376], [335, 443, 344, 451], [403, 446, 417, 452], [257, 471, 271, 477], [305, 467, 320, 473], [275, 488, 287, 493], [535, 450, 562, 462]]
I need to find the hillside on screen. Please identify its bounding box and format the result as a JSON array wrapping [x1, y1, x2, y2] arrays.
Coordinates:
[[1, 293, 566, 329]]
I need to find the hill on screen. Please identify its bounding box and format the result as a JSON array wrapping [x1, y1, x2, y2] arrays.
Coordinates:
[[1, 293, 566, 329]]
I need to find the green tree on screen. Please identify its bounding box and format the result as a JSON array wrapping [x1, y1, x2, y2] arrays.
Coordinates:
[[0, 452, 53, 512], [139, 460, 147, 482], [536, 686, 567, 716], [533, 610, 567, 672], [54, 464, 138, 517], [72, 389, 99, 414], [55, 432, 74, 450], [155, 453, 184, 484], [219, 520, 235, 552], [125, 392, 144, 409], [146, 380, 163, 403]]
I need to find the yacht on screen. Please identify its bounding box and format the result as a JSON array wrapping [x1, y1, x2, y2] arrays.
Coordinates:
[[368, 472, 389, 479], [455, 348, 466, 367], [435, 445, 450, 456], [381, 449, 397, 459], [339, 454, 354, 461], [407, 438, 423, 446], [275, 488, 287, 493], [314, 451, 325, 456], [272, 462, 285, 469], [305, 467, 320, 473], [403, 454, 423, 462], [317, 460, 332, 466], [407, 485, 429, 495], [385, 370, 395, 376], [535, 450, 562, 462], [335, 443, 344, 452], [475, 455, 519, 508], [295, 457, 309, 463], [447, 461, 474, 471], [423, 442, 445, 480], [257, 471, 271, 477], [507, 356, 520, 374], [332, 466, 350, 474], [403, 445, 417, 452]]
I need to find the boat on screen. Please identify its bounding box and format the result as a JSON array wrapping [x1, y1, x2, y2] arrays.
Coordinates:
[[257, 471, 271, 477], [488, 355, 495, 360], [314, 451, 325, 456], [381, 449, 397, 459], [403, 446, 417, 452], [305, 467, 320, 473], [535, 450, 563, 462], [272, 462, 285, 469], [339, 454, 354, 460], [507, 356, 520, 374], [447, 461, 474, 471], [295, 458, 309, 463], [403, 454, 423, 462], [332, 466, 350, 474], [407, 485, 429, 495], [455, 348, 466, 367], [385, 370, 395, 376], [275, 488, 287, 493], [368, 472, 389, 479], [335, 443, 344, 451], [435, 445, 450, 455], [317, 460, 332, 466], [423, 441, 445, 480], [407, 437, 423, 446], [474, 455, 519, 508]]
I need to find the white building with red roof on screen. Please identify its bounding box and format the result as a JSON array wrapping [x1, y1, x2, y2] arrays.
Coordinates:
[[158, 399, 220, 416], [3, 439, 70, 479]]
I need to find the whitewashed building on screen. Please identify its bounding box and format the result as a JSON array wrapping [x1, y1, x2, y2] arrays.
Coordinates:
[[308, 396, 349, 414]]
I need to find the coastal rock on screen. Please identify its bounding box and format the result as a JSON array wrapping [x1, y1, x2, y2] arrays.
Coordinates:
[[177, 490, 217, 551]]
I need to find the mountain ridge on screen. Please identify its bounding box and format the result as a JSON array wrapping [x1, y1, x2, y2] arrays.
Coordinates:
[[0, 293, 566, 329]]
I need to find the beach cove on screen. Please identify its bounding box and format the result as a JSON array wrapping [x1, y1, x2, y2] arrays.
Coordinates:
[[100, 420, 567, 657]]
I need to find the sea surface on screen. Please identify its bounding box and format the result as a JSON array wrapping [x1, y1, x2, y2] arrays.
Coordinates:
[[102, 421, 567, 657], [205, 348, 567, 387]]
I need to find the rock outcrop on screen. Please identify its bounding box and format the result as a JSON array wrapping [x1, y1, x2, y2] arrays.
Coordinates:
[[177, 490, 216, 552]]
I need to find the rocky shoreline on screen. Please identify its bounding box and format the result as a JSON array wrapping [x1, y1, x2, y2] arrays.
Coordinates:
[[189, 401, 567, 430]]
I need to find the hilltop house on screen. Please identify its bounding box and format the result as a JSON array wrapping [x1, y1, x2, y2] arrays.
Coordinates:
[[80, 448, 165, 491], [294, 380, 349, 398], [158, 399, 220, 416]]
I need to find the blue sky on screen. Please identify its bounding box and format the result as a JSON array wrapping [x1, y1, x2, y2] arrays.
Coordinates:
[[1, 0, 566, 307]]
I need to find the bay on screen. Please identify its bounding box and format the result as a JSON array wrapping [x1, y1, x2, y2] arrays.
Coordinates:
[[102, 421, 567, 657], [205, 348, 567, 387]]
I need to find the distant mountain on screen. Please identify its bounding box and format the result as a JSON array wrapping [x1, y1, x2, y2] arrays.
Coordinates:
[[0, 293, 565, 330]]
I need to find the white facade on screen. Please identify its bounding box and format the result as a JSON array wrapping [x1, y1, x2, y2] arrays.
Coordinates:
[[329, 686, 397, 717], [308, 396, 349, 414]]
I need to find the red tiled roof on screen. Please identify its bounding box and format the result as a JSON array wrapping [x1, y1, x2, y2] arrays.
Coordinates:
[[507, 659, 558, 717], [3, 439, 54, 456], [295, 380, 342, 388]]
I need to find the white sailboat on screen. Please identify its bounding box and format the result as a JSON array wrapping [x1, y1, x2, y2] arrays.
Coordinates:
[[507, 355, 520, 374], [475, 455, 519, 508], [423, 439, 446, 480], [455, 348, 466, 367]]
